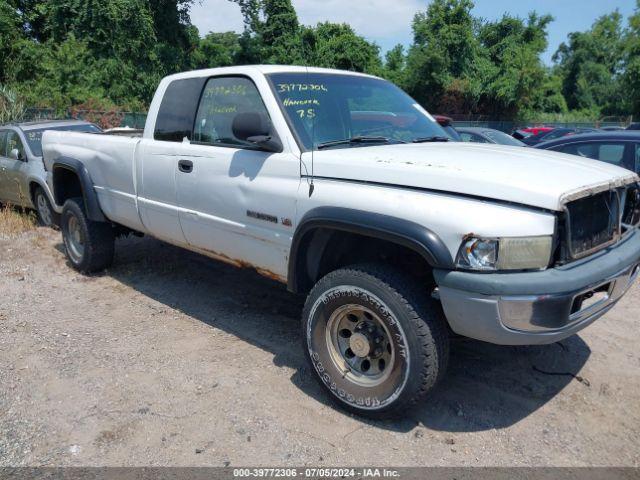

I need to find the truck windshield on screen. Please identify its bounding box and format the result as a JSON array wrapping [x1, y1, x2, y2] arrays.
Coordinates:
[[268, 73, 448, 151], [25, 124, 102, 156]]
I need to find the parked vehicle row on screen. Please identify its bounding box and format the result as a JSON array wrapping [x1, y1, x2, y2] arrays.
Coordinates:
[[0, 120, 101, 226], [449, 123, 640, 173], [456, 127, 526, 146], [535, 131, 640, 173], [520, 127, 598, 146], [32, 65, 640, 418]]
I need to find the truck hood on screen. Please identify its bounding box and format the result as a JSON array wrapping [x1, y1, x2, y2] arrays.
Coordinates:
[[304, 143, 639, 211]]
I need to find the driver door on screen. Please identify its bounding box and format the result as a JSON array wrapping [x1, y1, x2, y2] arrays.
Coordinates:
[[175, 75, 300, 279]]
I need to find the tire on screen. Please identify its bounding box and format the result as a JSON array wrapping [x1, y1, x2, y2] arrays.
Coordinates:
[[33, 187, 59, 228], [302, 264, 449, 418], [61, 197, 115, 273]]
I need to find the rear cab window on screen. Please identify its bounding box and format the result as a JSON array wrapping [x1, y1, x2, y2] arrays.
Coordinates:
[[154, 77, 207, 142]]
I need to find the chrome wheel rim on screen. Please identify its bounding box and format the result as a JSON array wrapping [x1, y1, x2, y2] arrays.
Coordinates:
[[325, 304, 395, 387], [66, 215, 84, 263], [37, 194, 52, 226]]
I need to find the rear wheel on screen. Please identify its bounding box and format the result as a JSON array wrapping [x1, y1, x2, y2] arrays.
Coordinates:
[[33, 187, 59, 228], [302, 264, 449, 418], [61, 197, 114, 273]]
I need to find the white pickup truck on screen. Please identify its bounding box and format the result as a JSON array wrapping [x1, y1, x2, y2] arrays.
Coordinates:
[[43, 66, 640, 417]]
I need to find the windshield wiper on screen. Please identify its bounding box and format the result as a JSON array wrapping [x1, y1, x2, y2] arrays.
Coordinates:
[[412, 136, 450, 143], [316, 136, 397, 150]]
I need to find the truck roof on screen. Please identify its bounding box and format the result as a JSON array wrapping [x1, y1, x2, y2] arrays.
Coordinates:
[[162, 65, 380, 83]]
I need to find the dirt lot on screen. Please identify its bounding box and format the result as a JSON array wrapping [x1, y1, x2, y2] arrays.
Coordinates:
[[1, 222, 639, 467]]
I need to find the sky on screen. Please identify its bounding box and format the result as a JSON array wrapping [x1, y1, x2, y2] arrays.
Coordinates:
[[190, 0, 638, 64]]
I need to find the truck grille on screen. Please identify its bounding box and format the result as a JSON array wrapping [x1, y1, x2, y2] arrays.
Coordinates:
[[564, 190, 620, 260]]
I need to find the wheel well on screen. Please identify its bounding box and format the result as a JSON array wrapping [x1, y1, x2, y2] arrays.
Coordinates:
[[52, 167, 83, 207], [28, 182, 41, 204], [293, 228, 436, 294]]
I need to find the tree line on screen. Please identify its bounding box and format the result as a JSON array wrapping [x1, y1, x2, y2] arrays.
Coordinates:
[[1, 0, 639, 120]]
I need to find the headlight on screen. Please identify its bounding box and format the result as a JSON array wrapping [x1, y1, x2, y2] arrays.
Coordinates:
[[456, 236, 553, 271]]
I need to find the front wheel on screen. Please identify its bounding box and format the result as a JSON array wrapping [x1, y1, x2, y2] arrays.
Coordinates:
[[302, 264, 449, 418], [61, 197, 115, 273], [33, 187, 59, 228]]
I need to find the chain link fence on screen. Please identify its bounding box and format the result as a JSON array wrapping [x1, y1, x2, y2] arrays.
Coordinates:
[[447, 114, 634, 133]]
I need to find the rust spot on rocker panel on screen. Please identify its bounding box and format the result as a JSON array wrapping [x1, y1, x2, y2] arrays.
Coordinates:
[[199, 247, 287, 284]]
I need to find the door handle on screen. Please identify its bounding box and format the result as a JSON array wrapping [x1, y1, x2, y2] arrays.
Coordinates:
[[178, 159, 193, 173]]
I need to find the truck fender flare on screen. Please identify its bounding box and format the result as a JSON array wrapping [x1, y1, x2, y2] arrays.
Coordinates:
[[287, 206, 454, 293], [51, 157, 107, 222]]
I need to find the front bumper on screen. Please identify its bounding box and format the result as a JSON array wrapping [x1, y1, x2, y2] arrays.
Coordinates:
[[434, 229, 640, 345]]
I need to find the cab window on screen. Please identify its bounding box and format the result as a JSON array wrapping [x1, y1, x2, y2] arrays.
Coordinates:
[[193, 76, 269, 148], [556, 142, 626, 166], [5, 131, 25, 159]]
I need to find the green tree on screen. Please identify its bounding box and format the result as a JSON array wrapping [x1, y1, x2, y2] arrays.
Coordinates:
[[262, 0, 300, 62], [9, 36, 108, 111], [149, 1, 199, 74], [479, 13, 559, 116], [621, 1, 640, 115], [232, 0, 303, 63], [0, 1, 24, 82], [191, 31, 242, 69], [553, 12, 625, 114], [230, 0, 380, 72], [384, 44, 406, 85], [0, 84, 26, 124], [301, 22, 382, 73], [404, 0, 487, 113]]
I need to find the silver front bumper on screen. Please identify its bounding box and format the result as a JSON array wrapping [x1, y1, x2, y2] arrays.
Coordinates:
[[499, 262, 639, 333], [435, 230, 640, 345]]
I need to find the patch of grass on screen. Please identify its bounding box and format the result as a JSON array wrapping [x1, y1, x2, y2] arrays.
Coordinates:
[[0, 203, 37, 238]]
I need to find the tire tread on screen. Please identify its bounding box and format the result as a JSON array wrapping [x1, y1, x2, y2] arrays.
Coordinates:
[[62, 197, 114, 273], [302, 263, 449, 417]]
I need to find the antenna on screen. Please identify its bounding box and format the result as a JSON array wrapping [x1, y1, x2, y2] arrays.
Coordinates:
[[307, 66, 315, 197]]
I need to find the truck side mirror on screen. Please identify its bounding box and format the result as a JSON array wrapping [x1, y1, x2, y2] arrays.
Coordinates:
[[9, 148, 24, 161], [232, 112, 283, 153]]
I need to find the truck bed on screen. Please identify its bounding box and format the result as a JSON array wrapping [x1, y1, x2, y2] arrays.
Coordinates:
[[42, 129, 145, 232]]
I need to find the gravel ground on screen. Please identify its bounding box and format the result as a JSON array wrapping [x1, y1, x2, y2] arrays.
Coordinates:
[[1, 226, 639, 467]]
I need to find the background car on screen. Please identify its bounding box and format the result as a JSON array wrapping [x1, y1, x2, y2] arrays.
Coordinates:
[[0, 119, 101, 226], [534, 131, 640, 173], [512, 129, 534, 140], [522, 127, 598, 146], [434, 115, 462, 141], [520, 126, 554, 136], [457, 126, 526, 146]]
